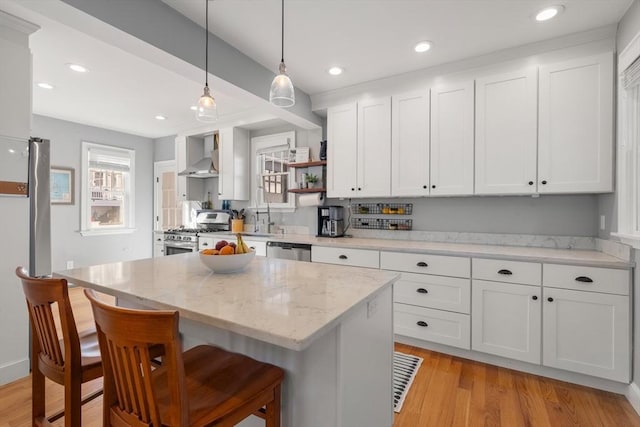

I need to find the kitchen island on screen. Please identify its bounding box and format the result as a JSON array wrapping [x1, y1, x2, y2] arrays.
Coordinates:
[[55, 253, 398, 427]]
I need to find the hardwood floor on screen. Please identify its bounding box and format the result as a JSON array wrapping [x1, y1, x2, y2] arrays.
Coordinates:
[[1, 287, 639, 426], [393, 342, 640, 427]]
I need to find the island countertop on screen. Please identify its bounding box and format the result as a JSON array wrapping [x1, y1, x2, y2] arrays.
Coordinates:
[[54, 253, 399, 351]]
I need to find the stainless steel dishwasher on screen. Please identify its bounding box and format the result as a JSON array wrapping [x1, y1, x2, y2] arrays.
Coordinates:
[[266, 241, 312, 262]]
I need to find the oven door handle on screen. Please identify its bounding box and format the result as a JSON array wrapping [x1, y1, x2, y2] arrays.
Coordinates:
[[164, 241, 198, 249]]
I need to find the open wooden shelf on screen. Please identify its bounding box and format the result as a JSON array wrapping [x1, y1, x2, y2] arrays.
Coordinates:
[[288, 160, 327, 168], [289, 188, 326, 194]]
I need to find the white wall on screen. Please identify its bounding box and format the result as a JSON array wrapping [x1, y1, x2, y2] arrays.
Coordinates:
[[33, 114, 155, 271]]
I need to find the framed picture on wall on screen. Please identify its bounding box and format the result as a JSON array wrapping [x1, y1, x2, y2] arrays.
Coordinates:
[[50, 166, 74, 205]]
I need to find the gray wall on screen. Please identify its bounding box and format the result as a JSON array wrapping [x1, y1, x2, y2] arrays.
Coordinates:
[[153, 134, 176, 162], [33, 115, 154, 271], [618, 0, 640, 50]]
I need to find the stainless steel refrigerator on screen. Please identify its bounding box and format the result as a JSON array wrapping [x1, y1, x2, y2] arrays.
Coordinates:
[[28, 137, 51, 277]]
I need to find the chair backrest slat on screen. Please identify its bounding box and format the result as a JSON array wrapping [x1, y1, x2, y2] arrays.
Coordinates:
[[85, 289, 188, 426]]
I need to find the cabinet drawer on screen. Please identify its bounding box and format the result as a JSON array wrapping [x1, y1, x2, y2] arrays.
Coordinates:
[[473, 258, 541, 285], [394, 273, 470, 314], [381, 251, 469, 277], [543, 264, 630, 295], [394, 303, 470, 350], [311, 246, 379, 268]]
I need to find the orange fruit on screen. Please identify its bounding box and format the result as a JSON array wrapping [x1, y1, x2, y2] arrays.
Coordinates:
[[201, 249, 215, 255], [219, 245, 235, 255]]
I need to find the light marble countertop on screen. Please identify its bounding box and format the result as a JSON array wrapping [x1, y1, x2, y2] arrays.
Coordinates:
[[54, 254, 399, 351], [201, 233, 634, 268]]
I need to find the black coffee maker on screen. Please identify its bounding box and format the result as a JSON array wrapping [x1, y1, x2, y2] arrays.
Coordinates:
[[317, 206, 345, 237]]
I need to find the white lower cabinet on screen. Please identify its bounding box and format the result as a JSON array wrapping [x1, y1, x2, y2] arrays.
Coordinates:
[[153, 232, 165, 257], [311, 246, 379, 268], [471, 280, 541, 364], [383, 251, 471, 349], [543, 287, 630, 382], [395, 303, 470, 349]]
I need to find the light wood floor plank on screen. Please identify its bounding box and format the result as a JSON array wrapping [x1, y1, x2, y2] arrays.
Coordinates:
[[2, 291, 640, 427]]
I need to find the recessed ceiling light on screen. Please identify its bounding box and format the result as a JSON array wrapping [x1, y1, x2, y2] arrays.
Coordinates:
[[414, 41, 432, 53], [37, 82, 54, 89], [155, 115, 167, 121], [535, 5, 564, 21], [190, 106, 198, 111], [67, 63, 88, 73], [328, 67, 343, 76]]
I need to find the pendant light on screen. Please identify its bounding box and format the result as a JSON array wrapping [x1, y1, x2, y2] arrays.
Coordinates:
[[196, 0, 218, 122], [269, 0, 295, 107]]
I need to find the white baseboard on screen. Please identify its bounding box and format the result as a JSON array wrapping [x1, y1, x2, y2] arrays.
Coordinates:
[[626, 383, 640, 416], [0, 357, 29, 386]]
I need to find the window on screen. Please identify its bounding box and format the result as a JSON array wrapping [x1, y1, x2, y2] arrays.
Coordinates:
[[251, 131, 295, 210], [616, 42, 640, 247], [81, 142, 135, 235]]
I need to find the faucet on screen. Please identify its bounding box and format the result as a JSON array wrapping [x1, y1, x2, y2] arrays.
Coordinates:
[[253, 201, 274, 234]]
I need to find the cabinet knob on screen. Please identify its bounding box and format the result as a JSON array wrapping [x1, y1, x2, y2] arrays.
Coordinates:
[[431, 185, 436, 189], [541, 180, 547, 185], [547, 297, 554, 302], [416, 321, 428, 327], [156, 238, 161, 241], [575, 276, 593, 283], [416, 261, 428, 267], [358, 187, 362, 191], [498, 269, 512, 275], [339, 255, 348, 260], [416, 288, 429, 294], [423, 185, 427, 189], [351, 188, 355, 191], [532, 295, 538, 300], [528, 181, 534, 186], [202, 242, 208, 246]]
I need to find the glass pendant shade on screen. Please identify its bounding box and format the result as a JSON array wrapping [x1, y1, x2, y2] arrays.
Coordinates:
[[270, 61, 295, 108], [196, 85, 218, 122]]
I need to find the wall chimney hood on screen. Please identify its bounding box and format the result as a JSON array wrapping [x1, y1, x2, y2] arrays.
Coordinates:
[[178, 157, 217, 178], [178, 134, 219, 178]]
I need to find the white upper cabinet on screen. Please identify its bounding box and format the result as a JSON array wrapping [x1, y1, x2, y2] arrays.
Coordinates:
[[357, 97, 391, 197], [327, 102, 358, 198], [538, 52, 614, 193], [475, 68, 538, 195], [175, 136, 188, 201], [391, 91, 430, 197], [327, 99, 391, 198], [218, 128, 249, 201], [430, 81, 475, 196]]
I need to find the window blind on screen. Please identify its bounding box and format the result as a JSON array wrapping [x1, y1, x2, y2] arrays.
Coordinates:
[[88, 147, 132, 172], [623, 55, 640, 89]]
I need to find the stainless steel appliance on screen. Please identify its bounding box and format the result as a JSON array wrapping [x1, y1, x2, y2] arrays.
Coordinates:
[[164, 210, 232, 256], [317, 206, 345, 237], [266, 241, 312, 262], [181, 201, 202, 228], [29, 138, 51, 277]]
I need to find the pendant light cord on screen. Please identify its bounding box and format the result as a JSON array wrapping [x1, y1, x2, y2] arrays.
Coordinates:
[[281, 0, 284, 62], [205, 0, 209, 86]]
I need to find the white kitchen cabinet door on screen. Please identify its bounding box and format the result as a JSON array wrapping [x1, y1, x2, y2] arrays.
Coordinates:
[[327, 103, 358, 198], [472, 280, 541, 364], [475, 68, 538, 195], [543, 288, 630, 382], [391, 91, 430, 196], [357, 96, 391, 197], [175, 136, 188, 201], [430, 81, 475, 196], [153, 232, 165, 258], [218, 128, 249, 201], [538, 52, 614, 193]]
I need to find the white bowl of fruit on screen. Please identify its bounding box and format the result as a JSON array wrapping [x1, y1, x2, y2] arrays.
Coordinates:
[[199, 234, 255, 273]]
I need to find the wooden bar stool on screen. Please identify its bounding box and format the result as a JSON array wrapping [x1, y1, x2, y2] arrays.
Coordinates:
[[16, 267, 103, 427], [84, 289, 285, 427]]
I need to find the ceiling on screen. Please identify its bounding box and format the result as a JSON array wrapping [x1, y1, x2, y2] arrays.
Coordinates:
[[0, 0, 634, 139], [164, 0, 633, 95]]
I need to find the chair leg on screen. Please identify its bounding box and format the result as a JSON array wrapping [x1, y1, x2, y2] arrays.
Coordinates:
[[265, 384, 281, 427], [64, 377, 82, 427], [32, 366, 46, 426]]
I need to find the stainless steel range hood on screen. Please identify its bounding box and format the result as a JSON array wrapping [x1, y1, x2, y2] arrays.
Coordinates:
[[178, 157, 218, 178], [178, 134, 219, 178]]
